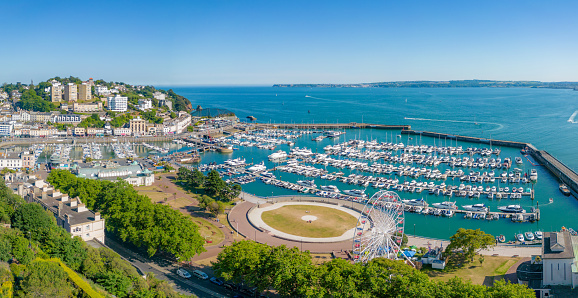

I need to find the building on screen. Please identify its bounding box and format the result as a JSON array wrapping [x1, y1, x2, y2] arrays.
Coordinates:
[[86, 127, 104, 136], [20, 178, 106, 243], [95, 86, 110, 96], [74, 160, 155, 187], [53, 114, 81, 124], [78, 83, 92, 101], [29, 112, 54, 123], [153, 91, 166, 100], [542, 231, 578, 287], [21, 151, 35, 169], [129, 117, 147, 136], [29, 127, 58, 137], [113, 127, 131, 136], [72, 102, 102, 113], [64, 83, 78, 102], [0, 152, 23, 170], [107, 95, 128, 112], [51, 82, 62, 102], [74, 127, 86, 136], [0, 122, 13, 136], [138, 99, 153, 111], [159, 98, 172, 110]]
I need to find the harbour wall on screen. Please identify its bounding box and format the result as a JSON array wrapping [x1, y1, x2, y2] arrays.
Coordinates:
[[257, 122, 410, 130]]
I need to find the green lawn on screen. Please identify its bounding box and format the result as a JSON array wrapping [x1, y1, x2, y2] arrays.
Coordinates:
[[261, 205, 358, 238], [423, 256, 520, 286]]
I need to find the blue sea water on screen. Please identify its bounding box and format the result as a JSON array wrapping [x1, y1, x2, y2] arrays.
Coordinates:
[[166, 86, 578, 240]]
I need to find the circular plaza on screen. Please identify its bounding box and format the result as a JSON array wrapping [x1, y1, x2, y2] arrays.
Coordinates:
[[247, 202, 365, 243]]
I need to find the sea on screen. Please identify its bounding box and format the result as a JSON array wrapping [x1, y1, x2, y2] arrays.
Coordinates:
[[163, 86, 578, 241], [41, 86, 578, 241]]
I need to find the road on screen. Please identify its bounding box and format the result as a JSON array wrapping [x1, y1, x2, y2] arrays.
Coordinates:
[[106, 236, 237, 298]]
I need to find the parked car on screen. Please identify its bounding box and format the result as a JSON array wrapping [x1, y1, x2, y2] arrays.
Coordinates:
[[177, 268, 191, 279], [224, 282, 238, 291], [191, 269, 209, 280], [210, 277, 224, 286]]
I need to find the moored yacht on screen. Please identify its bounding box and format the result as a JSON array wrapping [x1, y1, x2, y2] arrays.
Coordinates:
[[320, 185, 340, 193], [344, 189, 366, 197], [248, 161, 267, 172], [498, 205, 525, 213], [297, 180, 316, 188], [462, 204, 488, 212], [402, 198, 429, 207], [268, 150, 288, 161], [432, 201, 457, 209]]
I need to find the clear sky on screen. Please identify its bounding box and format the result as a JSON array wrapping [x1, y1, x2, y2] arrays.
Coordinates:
[[1, 0, 577, 85]]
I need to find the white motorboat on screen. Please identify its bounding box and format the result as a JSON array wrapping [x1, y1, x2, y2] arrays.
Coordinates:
[[343, 189, 366, 197], [297, 180, 316, 188], [248, 161, 267, 172], [498, 205, 525, 213], [516, 233, 525, 242], [530, 169, 538, 181], [268, 150, 288, 161], [402, 199, 428, 207], [462, 203, 488, 213], [320, 185, 340, 193], [534, 231, 543, 240], [432, 201, 457, 209], [524, 232, 535, 241], [515, 157, 523, 164]]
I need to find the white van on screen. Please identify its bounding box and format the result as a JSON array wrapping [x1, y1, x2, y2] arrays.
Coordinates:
[[192, 269, 208, 280]]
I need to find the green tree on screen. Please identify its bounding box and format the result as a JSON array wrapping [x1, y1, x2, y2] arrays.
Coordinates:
[[12, 203, 55, 242], [205, 170, 225, 197], [445, 228, 495, 263], [191, 168, 205, 188], [11, 236, 34, 265], [0, 238, 11, 262], [486, 279, 535, 298], [97, 271, 133, 297], [19, 260, 73, 297]]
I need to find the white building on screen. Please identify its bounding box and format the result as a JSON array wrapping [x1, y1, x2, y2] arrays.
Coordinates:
[[113, 127, 131, 136], [542, 231, 578, 287], [95, 86, 110, 96], [0, 152, 23, 170], [138, 99, 153, 111], [107, 95, 128, 112], [0, 122, 13, 136], [53, 114, 81, 124], [153, 91, 166, 100]]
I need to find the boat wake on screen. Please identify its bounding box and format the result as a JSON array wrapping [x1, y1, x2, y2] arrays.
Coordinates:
[[568, 110, 578, 123], [305, 95, 328, 100], [404, 117, 504, 131]]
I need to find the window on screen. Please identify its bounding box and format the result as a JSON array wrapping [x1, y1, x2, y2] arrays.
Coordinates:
[[86, 225, 90, 230], [86, 233, 90, 238]]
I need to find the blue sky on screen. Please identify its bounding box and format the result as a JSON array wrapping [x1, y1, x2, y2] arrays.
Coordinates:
[[1, 0, 577, 85]]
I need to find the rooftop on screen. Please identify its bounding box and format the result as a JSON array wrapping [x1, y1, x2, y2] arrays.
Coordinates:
[[542, 232, 575, 259]]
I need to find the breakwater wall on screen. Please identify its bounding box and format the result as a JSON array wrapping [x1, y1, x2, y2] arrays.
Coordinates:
[[400, 130, 527, 148], [257, 122, 410, 130]]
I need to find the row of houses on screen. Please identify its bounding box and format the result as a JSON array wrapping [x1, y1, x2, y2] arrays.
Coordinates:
[[0, 112, 191, 137], [6, 173, 105, 244]]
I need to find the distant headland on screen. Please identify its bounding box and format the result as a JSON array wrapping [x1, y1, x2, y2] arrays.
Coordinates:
[[273, 80, 578, 90]]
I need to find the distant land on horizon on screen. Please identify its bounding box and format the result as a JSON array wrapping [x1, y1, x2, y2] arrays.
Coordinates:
[[273, 80, 578, 90]]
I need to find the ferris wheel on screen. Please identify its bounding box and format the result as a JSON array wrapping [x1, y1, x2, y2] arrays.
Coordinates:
[[352, 190, 413, 265]]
